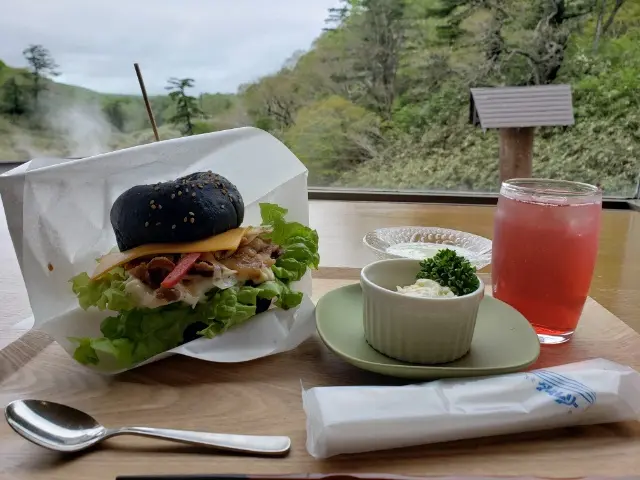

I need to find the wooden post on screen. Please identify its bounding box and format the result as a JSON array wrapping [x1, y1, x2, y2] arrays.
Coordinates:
[[499, 127, 534, 182]]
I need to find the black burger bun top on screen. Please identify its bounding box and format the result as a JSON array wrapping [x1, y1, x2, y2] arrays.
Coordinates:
[[110, 171, 244, 252]]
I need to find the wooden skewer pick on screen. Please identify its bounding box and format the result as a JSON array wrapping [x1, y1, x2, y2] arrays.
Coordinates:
[[134, 63, 160, 142]]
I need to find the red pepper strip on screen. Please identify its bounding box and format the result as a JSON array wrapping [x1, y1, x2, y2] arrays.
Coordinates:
[[160, 252, 202, 289]]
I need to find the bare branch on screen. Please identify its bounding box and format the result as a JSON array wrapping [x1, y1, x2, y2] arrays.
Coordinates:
[[593, 0, 607, 52], [536, 1, 559, 31], [602, 0, 625, 36], [505, 48, 542, 84]]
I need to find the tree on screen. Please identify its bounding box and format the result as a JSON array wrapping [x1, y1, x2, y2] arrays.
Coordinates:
[[283, 95, 382, 185], [165, 77, 203, 136], [327, 0, 409, 119], [102, 99, 126, 132], [241, 73, 299, 133], [22, 44, 59, 107], [593, 0, 626, 52], [0, 76, 28, 116], [427, 0, 597, 86]]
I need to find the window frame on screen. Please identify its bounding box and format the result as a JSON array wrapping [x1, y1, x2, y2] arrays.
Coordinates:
[[1, 160, 637, 210], [308, 187, 637, 210]]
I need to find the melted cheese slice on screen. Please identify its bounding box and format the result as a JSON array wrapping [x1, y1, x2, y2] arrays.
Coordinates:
[[90, 227, 247, 280]]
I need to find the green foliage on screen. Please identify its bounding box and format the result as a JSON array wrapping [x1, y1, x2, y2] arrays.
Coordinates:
[[417, 248, 480, 296], [165, 77, 203, 136], [199, 93, 236, 116], [241, 72, 302, 136], [191, 120, 215, 135], [102, 99, 126, 132], [22, 44, 59, 107], [1, 76, 28, 116], [283, 95, 381, 185], [236, 0, 639, 195]]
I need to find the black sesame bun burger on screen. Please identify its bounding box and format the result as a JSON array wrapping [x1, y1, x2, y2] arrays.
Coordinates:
[[110, 171, 245, 252], [70, 171, 319, 368]]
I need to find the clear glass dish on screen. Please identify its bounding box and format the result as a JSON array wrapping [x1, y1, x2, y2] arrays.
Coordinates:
[[363, 226, 492, 270]]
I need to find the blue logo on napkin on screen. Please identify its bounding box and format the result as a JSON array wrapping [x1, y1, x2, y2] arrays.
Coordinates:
[[528, 370, 596, 409]]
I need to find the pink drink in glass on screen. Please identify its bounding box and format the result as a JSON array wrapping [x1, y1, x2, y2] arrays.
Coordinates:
[[492, 179, 602, 344]]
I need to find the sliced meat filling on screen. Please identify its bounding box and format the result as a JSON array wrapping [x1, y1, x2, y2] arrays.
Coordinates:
[[123, 231, 284, 292], [127, 256, 175, 289], [217, 236, 283, 283]]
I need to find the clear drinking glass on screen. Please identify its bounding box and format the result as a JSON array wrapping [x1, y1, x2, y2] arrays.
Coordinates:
[[491, 179, 602, 344]]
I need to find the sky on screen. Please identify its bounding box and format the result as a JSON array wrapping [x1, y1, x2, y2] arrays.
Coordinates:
[[0, 0, 342, 95]]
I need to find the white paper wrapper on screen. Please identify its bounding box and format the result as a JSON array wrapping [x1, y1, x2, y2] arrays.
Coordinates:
[[0, 127, 316, 373], [303, 358, 640, 459]]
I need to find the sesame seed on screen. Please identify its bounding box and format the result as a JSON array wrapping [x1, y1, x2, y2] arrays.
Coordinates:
[[172, 224, 176, 229], [178, 191, 182, 196], [171, 194, 176, 199], [183, 217, 188, 223], [190, 218, 195, 224], [192, 192, 196, 197], [150, 200, 155, 205], [151, 204, 157, 209], [188, 211, 195, 216], [145, 221, 149, 227]]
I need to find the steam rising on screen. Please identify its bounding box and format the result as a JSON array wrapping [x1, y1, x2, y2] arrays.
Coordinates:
[[45, 101, 112, 157], [8, 92, 114, 161]]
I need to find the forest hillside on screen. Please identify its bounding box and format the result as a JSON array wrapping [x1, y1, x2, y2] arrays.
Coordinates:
[[1, 0, 638, 195]]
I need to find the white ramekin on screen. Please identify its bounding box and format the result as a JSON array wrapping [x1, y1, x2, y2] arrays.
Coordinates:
[[360, 258, 484, 364]]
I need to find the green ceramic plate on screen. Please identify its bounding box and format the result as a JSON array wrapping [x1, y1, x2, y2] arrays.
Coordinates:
[[316, 284, 540, 380]]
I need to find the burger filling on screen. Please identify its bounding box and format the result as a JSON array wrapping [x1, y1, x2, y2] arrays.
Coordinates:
[[121, 227, 283, 308]]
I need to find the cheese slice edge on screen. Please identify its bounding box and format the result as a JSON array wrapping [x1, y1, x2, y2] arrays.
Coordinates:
[[90, 227, 247, 280]]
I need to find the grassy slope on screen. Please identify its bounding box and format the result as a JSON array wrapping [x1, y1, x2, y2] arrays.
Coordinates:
[[0, 61, 239, 161]]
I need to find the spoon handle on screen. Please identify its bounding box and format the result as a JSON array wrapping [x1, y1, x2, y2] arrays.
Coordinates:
[[107, 427, 291, 456]]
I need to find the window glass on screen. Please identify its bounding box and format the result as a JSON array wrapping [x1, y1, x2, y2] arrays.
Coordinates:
[[1, 0, 638, 196]]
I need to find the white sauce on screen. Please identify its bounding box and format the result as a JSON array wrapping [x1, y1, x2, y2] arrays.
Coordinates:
[[386, 242, 471, 261], [124, 274, 239, 309], [249, 267, 275, 284], [396, 278, 455, 298]]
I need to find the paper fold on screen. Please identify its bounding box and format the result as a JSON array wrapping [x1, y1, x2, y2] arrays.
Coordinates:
[[0, 127, 317, 373]]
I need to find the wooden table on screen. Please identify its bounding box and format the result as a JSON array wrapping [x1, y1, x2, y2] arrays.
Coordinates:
[[309, 201, 640, 333], [2, 200, 640, 479]]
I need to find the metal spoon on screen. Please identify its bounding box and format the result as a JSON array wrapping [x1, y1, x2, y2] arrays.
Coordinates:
[[4, 399, 291, 456]]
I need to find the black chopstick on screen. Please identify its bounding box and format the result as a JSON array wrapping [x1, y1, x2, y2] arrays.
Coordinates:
[[116, 476, 248, 480], [115, 476, 426, 480]]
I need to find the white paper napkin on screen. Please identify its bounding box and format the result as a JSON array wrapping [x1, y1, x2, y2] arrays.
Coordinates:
[[303, 358, 640, 458], [0, 127, 316, 373]]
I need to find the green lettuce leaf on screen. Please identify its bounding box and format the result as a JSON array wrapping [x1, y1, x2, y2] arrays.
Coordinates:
[[70, 278, 302, 368], [70, 267, 136, 311], [70, 336, 134, 366], [259, 203, 320, 283]]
